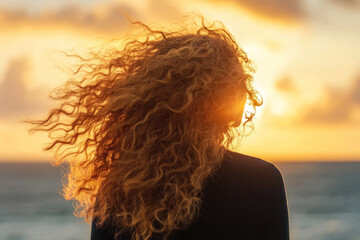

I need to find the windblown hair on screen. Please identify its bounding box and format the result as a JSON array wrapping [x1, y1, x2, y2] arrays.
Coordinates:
[[26, 15, 262, 240]]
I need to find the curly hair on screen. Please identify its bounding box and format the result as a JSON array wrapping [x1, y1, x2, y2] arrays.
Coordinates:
[[26, 14, 262, 240]]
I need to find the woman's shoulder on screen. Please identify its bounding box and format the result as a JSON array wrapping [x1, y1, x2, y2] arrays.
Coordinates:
[[223, 149, 279, 171], [220, 149, 284, 186]]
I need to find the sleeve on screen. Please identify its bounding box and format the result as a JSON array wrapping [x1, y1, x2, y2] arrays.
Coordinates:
[[90, 216, 115, 240], [258, 164, 290, 240]]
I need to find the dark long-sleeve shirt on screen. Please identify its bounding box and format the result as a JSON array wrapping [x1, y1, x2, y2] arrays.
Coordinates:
[[91, 149, 290, 240]]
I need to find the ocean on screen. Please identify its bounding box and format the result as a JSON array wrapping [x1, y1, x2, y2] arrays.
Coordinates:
[[1, 162, 360, 240]]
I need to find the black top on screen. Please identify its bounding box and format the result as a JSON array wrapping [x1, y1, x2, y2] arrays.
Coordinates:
[[90, 150, 290, 240]]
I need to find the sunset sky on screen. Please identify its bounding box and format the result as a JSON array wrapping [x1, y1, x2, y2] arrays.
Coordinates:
[[0, 0, 360, 162]]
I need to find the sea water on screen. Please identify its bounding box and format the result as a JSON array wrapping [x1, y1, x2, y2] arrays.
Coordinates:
[[1, 161, 360, 240]]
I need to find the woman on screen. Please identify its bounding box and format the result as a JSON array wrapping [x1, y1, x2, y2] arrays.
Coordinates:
[[27, 15, 289, 240]]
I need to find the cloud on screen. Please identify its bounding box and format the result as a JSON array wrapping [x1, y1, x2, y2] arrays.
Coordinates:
[[220, 0, 305, 22], [0, 2, 138, 34], [0, 0, 305, 32], [147, 0, 182, 19], [275, 75, 297, 93], [302, 76, 360, 124], [331, 0, 360, 9], [0, 57, 49, 119]]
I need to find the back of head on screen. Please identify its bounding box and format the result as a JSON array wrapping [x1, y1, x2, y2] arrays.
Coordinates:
[[26, 14, 262, 240]]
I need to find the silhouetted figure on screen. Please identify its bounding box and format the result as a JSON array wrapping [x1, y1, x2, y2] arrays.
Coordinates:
[[91, 150, 289, 240], [27, 14, 290, 240]]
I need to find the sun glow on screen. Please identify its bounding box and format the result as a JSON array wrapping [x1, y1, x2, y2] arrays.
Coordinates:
[[1, 0, 360, 161]]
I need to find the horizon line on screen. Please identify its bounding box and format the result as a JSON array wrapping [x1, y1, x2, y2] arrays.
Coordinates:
[[1, 158, 360, 164]]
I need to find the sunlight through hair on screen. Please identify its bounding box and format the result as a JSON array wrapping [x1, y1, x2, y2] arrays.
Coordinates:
[[25, 13, 262, 240]]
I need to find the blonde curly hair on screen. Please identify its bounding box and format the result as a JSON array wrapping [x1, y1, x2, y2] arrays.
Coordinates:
[[26, 14, 262, 240]]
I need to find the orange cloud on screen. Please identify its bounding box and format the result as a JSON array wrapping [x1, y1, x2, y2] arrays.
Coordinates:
[[302, 75, 360, 124], [0, 57, 49, 119], [331, 0, 360, 8], [213, 0, 305, 23], [0, 3, 138, 34], [147, 0, 182, 19], [275, 75, 298, 93]]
